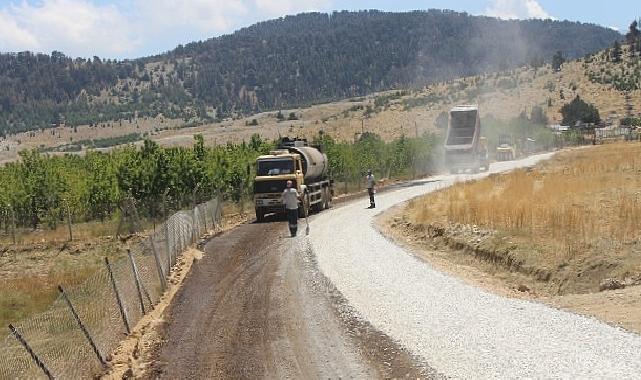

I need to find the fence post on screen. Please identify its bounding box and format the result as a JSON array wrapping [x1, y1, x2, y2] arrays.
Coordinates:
[[196, 206, 201, 238], [212, 200, 217, 229], [8, 324, 54, 380], [192, 183, 201, 208], [130, 197, 143, 233], [65, 199, 73, 242], [191, 182, 201, 242], [116, 196, 143, 238], [212, 195, 217, 228], [178, 221, 184, 253], [162, 188, 169, 221], [175, 220, 181, 255], [218, 193, 223, 225], [202, 203, 208, 232], [104, 257, 131, 335], [164, 221, 172, 269], [216, 194, 223, 227], [239, 182, 245, 215], [149, 237, 167, 291], [191, 207, 197, 244], [127, 249, 146, 315], [140, 279, 153, 307], [9, 204, 16, 245], [58, 285, 107, 367]]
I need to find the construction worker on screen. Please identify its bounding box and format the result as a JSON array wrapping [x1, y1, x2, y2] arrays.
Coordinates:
[[366, 169, 375, 208], [282, 180, 299, 237]]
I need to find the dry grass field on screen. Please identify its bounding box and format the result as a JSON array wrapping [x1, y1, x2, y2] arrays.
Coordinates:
[[0, 199, 252, 328], [403, 142, 641, 295], [0, 237, 127, 327], [415, 144, 641, 249]]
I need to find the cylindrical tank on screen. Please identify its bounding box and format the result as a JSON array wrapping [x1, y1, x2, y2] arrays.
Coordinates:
[[289, 146, 328, 181]]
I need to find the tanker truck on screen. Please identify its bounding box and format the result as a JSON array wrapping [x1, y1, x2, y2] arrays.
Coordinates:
[[253, 138, 333, 222]]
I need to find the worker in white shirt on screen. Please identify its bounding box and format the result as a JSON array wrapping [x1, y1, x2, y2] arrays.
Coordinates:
[[282, 180, 300, 237], [366, 169, 375, 209]]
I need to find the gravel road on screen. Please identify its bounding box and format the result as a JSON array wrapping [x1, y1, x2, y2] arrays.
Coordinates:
[[309, 153, 641, 378], [151, 220, 432, 378]]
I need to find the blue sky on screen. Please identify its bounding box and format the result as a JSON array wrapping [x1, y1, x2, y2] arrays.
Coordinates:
[[0, 0, 637, 59]]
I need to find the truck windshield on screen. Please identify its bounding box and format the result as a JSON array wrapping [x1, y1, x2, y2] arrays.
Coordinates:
[[257, 159, 295, 176]]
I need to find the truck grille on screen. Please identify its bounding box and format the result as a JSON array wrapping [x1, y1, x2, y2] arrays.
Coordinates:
[[253, 180, 296, 194]]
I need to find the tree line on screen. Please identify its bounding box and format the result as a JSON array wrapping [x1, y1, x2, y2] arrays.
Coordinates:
[[0, 132, 438, 231]]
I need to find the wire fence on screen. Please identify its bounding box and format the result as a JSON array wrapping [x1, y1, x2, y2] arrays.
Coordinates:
[[0, 196, 223, 379]]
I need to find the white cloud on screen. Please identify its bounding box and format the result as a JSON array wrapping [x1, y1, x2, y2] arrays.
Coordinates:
[[0, 0, 138, 57], [253, 0, 331, 17], [135, 0, 249, 34], [0, 0, 333, 57], [0, 11, 39, 51], [485, 0, 555, 20]]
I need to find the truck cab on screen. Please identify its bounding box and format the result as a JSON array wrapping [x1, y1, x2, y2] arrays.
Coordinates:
[[253, 138, 333, 222], [254, 150, 306, 222], [496, 134, 516, 161]]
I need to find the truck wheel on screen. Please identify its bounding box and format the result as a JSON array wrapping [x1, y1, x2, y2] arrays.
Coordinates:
[[312, 190, 324, 213], [317, 189, 326, 212], [255, 209, 265, 223], [324, 188, 332, 209]]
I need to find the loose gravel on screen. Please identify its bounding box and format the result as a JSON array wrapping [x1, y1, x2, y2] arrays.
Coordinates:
[[309, 153, 641, 379]]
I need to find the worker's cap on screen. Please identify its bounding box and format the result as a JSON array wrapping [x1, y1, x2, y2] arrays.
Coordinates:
[[286, 180, 293, 187]]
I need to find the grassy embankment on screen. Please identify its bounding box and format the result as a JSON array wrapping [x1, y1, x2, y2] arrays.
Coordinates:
[[404, 142, 641, 295]]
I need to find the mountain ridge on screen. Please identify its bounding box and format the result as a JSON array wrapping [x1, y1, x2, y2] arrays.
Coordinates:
[[0, 9, 621, 135]]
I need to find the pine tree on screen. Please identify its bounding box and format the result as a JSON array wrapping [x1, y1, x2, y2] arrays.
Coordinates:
[[552, 51, 565, 71], [626, 20, 640, 44], [561, 96, 600, 126], [611, 41, 623, 63]]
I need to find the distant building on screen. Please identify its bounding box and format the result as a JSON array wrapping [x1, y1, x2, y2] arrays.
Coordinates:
[[549, 124, 570, 133]]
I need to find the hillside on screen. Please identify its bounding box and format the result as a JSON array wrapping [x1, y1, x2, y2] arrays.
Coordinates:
[[0, 10, 621, 136], [1, 38, 641, 165]]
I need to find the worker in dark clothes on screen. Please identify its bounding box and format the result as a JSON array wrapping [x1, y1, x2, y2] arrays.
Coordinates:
[[366, 169, 375, 209], [282, 180, 300, 237]]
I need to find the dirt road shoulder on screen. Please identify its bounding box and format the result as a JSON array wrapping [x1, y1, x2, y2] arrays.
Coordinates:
[[376, 203, 641, 334]]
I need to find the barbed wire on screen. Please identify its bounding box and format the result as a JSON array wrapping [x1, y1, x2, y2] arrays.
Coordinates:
[[0, 196, 223, 379]]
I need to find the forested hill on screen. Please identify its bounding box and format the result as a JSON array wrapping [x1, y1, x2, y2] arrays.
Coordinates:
[[0, 9, 621, 135]]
